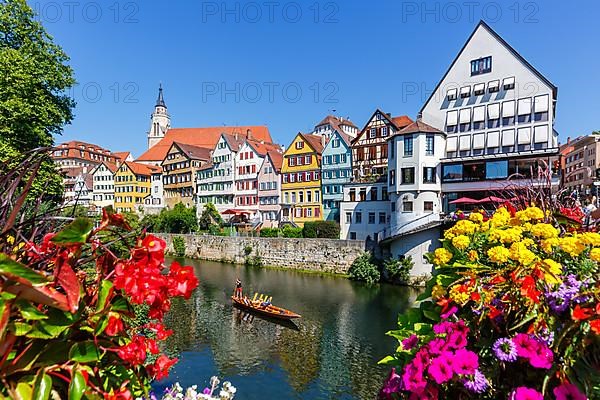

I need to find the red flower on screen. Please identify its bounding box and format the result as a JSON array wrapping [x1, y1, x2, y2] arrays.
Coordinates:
[[520, 276, 541, 304], [99, 208, 131, 231], [115, 336, 148, 366], [572, 305, 594, 321], [147, 355, 178, 380], [167, 261, 199, 299], [488, 305, 501, 320], [142, 235, 166, 254], [146, 322, 173, 340], [470, 292, 481, 302], [489, 275, 506, 285], [105, 315, 124, 336], [590, 319, 600, 335], [103, 387, 132, 400]]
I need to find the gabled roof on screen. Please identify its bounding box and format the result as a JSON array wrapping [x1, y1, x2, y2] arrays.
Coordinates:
[[266, 151, 283, 173], [197, 162, 214, 172], [221, 133, 245, 152], [301, 133, 326, 154], [91, 161, 118, 175], [419, 20, 558, 114], [172, 142, 212, 161], [246, 140, 283, 157], [353, 109, 414, 144], [315, 115, 358, 132], [113, 151, 132, 161], [389, 119, 443, 139], [136, 126, 273, 162], [123, 161, 161, 176]]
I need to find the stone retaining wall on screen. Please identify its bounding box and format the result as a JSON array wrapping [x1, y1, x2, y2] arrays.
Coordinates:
[[160, 234, 367, 274]]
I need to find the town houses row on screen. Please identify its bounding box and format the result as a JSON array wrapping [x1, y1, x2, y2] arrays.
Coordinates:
[[53, 21, 563, 275]]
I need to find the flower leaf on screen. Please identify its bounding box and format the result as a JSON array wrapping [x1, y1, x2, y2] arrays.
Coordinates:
[[31, 369, 52, 400], [0, 254, 48, 285], [51, 218, 93, 244], [69, 341, 100, 363], [68, 367, 86, 400]]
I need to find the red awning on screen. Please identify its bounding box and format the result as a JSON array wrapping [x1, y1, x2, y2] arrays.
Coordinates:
[[222, 209, 251, 215], [449, 197, 480, 205]]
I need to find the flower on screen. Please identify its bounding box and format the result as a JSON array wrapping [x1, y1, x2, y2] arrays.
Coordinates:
[[115, 335, 148, 366], [590, 319, 600, 335], [105, 314, 124, 336], [147, 355, 178, 380], [467, 250, 478, 262], [469, 212, 484, 223], [559, 236, 585, 257], [402, 335, 419, 350], [509, 242, 538, 266], [553, 383, 588, 400], [540, 259, 562, 284], [490, 207, 511, 228], [427, 353, 455, 384], [492, 338, 517, 362], [530, 223, 559, 239], [452, 235, 470, 250], [487, 246, 510, 264], [572, 304, 594, 321], [379, 368, 402, 398], [591, 248, 600, 262], [433, 248, 453, 266], [510, 387, 543, 400], [462, 370, 489, 393], [452, 349, 478, 375], [402, 363, 427, 393], [528, 341, 553, 369], [515, 206, 545, 222], [513, 333, 538, 359], [540, 237, 559, 253]]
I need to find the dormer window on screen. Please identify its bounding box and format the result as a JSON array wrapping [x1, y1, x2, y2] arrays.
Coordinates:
[[295, 141, 304, 150], [473, 83, 485, 95], [470, 56, 492, 76], [460, 86, 471, 98], [503, 77, 515, 90], [446, 88, 457, 101], [488, 80, 500, 93]]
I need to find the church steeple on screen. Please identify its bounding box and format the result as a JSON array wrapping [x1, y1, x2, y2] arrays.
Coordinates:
[[156, 83, 167, 108], [147, 83, 171, 149]]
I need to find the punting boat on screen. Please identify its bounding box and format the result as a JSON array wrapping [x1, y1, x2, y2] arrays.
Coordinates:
[[231, 296, 301, 320]]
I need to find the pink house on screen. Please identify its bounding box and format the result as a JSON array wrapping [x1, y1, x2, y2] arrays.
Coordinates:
[[257, 151, 283, 227]]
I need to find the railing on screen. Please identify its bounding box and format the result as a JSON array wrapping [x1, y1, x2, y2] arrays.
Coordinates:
[[378, 213, 443, 241]]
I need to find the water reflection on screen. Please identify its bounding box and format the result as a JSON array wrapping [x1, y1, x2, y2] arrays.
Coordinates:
[[160, 259, 420, 400]]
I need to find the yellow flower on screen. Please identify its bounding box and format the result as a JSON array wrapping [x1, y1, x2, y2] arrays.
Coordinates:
[[468, 250, 479, 262], [590, 248, 600, 262], [487, 246, 510, 264], [530, 223, 559, 239], [558, 236, 585, 257], [540, 237, 559, 254], [580, 232, 600, 247], [452, 235, 470, 250], [489, 227, 523, 244], [432, 284, 446, 300], [509, 241, 538, 266], [454, 220, 478, 235], [541, 259, 562, 285], [449, 285, 472, 306], [490, 207, 511, 228], [515, 206, 545, 223], [469, 212, 484, 224], [433, 248, 453, 266]]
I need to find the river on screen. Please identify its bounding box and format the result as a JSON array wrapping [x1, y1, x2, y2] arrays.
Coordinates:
[[156, 259, 420, 400]]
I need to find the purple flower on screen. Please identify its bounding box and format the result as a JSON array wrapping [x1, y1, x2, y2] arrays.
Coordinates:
[[402, 334, 419, 350], [493, 338, 518, 362], [203, 387, 212, 395], [462, 370, 489, 393], [440, 305, 458, 319], [379, 367, 403, 398], [402, 363, 427, 393], [446, 331, 468, 350]]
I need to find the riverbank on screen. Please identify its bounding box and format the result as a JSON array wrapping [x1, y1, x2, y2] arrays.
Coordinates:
[[159, 233, 366, 274]]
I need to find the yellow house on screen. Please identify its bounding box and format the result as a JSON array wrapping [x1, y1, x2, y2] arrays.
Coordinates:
[[281, 133, 326, 226], [114, 161, 160, 213]]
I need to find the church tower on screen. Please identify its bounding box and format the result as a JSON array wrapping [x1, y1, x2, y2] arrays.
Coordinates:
[[147, 84, 171, 149]]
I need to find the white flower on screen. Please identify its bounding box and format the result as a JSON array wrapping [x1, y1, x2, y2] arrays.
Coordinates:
[[219, 390, 231, 399], [228, 386, 236, 395]]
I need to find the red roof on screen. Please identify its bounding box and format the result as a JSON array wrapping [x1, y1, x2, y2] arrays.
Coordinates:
[[53, 140, 118, 164], [266, 151, 283, 173], [315, 115, 358, 131], [391, 116, 414, 130], [172, 142, 212, 160], [396, 119, 443, 135], [113, 151, 132, 161], [136, 126, 273, 162], [247, 140, 283, 157], [301, 133, 326, 154], [124, 161, 161, 176]]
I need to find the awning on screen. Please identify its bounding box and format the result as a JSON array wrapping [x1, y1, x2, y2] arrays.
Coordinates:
[[449, 197, 480, 205], [222, 209, 252, 215]]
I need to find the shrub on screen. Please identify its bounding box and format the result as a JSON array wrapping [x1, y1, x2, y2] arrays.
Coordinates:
[[243, 245, 253, 256], [198, 202, 223, 230], [173, 235, 186, 257], [160, 203, 198, 233], [383, 255, 413, 284], [208, 224, 222, 236], [302, 221, 341, 239], [281, 226, 303, 238], [348, 252, 380, 285], [260, 227, 280, 237], [380, 206, 600, 399]]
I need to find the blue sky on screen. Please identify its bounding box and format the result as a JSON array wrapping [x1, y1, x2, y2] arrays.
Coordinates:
[[34, 0, 599, 157]]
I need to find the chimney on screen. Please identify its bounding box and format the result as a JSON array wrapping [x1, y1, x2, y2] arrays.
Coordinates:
[[235, 132, 239, 141], [386, 112, 392, 117], [567, 136, 571, 144], [246, 129, 252, 139]]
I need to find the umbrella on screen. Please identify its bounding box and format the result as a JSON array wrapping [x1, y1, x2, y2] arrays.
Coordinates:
[[478, 196, 507, 203], [221, 209, 251, 215], [449, 197, 480, 205]]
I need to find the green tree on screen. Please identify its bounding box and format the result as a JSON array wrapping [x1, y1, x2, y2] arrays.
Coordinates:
[[348, 253, 381, 285], [0, 0, 76, 200], [198, 202, 223, 230], [161, 203, 198, 234]]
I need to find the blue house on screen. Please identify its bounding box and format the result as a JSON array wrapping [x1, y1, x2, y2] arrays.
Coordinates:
[[321, 129, 353, 222]]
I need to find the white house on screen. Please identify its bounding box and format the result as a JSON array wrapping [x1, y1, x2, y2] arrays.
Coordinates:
[[339, 182, 390, 241], [90, 162, 117, 214], [419, 20, 559, 212], [143, 169, 165, 215]]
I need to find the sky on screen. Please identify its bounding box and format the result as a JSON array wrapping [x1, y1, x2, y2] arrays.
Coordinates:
[[32, 0, 600, 158]]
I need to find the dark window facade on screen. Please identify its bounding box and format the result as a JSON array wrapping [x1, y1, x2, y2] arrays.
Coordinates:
[[401, 167, 415, 184], [423, 167, 436, 183], [471, 56, 492, 76]]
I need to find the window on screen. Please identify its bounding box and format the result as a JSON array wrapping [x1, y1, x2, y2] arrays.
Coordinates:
[[350, 232, 357, 240], [370, 187, 378, 201], [442, 164, 463, 182], [391, 202, 396, 212], [503, 77, 515, 90], [463, 162, 486, 181], [289, 157, 295, 166], [379, 212, 386, 224], [424, 201, 434, 212], [473, 83, 485, 96], [402, 201, 414, 212], [426, 134, 435, 155], [488, 80, 500, 93], [423, 167, 436, 183], [486, 160, 508, 179], [471, 56, 492, 76], [369, 128, 377, 138], [404, 135, 413, 156], [389, 170, 396, 186], [447, 88, 457, 101], [355, 212, 362, 224], [381, 127, 388, 136], [345, 212, 351, 223], [368, 212, 375, 224], [305, 155, 311, 164], [401, 167, 415, 184], [295, 141, 304, 150]]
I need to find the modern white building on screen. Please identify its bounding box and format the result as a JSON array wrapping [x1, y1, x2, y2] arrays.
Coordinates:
[[339, 182, 390, 241], [90, 162, 117, 214], [143, 169, 165, 215], [419, 20, 559, 212]]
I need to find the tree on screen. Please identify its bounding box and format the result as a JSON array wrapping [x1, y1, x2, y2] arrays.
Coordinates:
[[198, 202, 223, 230], [161, 203, 198, 234], [0, 0, 76, 200]]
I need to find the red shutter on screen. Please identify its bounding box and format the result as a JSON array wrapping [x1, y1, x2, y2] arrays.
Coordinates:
[[252, 165, 256, 173]]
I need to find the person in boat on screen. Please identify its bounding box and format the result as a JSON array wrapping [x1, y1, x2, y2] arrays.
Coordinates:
[[234, 278, 243, 298], [260, 299, 272, 308]]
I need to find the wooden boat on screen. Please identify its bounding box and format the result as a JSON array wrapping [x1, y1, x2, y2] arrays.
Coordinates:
[[231, 296, 301, 320]]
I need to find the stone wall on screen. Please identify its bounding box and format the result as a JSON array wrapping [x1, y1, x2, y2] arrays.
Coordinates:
[[160, 234, 367, 274]]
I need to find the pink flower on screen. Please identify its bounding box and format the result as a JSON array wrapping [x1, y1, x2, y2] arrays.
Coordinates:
[[528, 342, 553, 369], [402, 334, 419, 350], [452, 349, 479, 375], [440, 305, 458, 319], [426, 338, 447, 355], [379, 368, 402, 399], [402, 363, 427, 393], [409, 385, 438, 400], [427, 352, 455, 384], [553, 383, 587, 400], [510, 387, 543, 400], [445, 331, 468, 350], [513, 333, 538, 359]]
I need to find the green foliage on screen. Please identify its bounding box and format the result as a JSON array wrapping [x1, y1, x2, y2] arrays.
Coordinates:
[[159, 203, 198, 234], [281, 226, 303, 238], [209, 224, 225, 236], [140, 213, 162, 232], [259, 227, 280, 237], [348, 253, 381, 285], [302, 221, 340, 239], [173, 236, 186, 257], [243, 245, 253, 256], [198, 202, 223, 230], [383, 256, 413, 285]]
